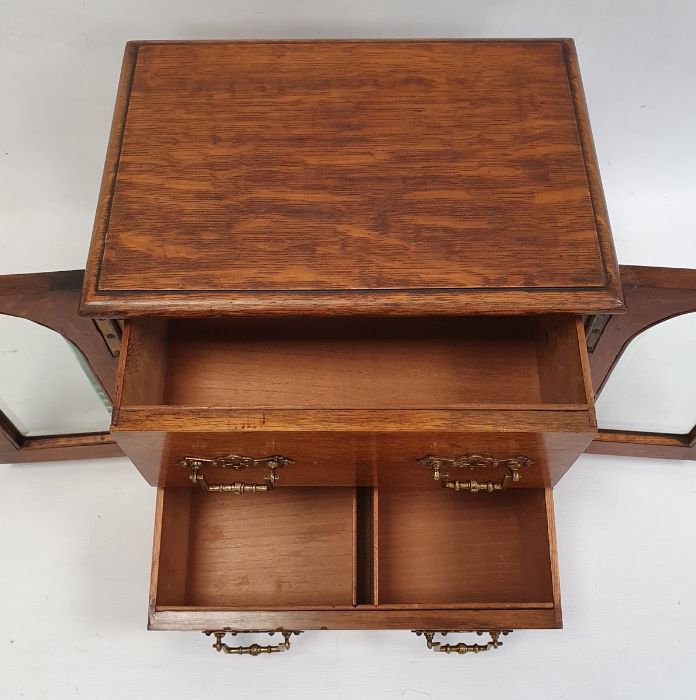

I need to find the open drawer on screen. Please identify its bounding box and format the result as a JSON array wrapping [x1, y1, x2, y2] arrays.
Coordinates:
[[113, 315, 596, 489], [149, 485, 561, 638]]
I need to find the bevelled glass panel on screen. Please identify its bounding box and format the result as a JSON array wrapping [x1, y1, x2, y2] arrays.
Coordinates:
[[596, 312, 696, 434], [0, 314, 111, 437]]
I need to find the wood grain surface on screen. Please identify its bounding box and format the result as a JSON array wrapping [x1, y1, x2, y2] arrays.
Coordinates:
[[115, 429, 593, 489], [149, 607, 561, 631], [81, 39, 622, 317], [154, 487, 356, 608], [119, 316, 588, 409], [377, 488, 553, 605]]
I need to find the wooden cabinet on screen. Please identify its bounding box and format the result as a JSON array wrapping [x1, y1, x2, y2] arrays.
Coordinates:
[[93, 39, 612, 655], [2, 39, 694, 657]]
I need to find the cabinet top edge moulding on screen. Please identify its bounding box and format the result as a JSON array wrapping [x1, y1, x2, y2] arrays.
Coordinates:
[[80, 39, 623, 318]]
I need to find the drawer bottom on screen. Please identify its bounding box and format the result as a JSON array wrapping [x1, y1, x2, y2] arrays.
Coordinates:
[[149, 486, 560, 631]]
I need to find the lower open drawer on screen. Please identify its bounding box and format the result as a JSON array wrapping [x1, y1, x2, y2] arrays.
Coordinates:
[[149, 486, 561, 631]]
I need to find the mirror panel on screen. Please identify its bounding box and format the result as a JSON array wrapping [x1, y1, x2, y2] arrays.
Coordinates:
[[596, 312, 696, 434], [0, 314, 111, 437]]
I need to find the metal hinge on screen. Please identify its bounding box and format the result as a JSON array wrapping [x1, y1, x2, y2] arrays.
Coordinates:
[[93, 319, 123, 356], [584, 314, 611, 353]]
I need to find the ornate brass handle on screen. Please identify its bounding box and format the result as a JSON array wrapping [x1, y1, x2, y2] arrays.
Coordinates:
[[204, 630, 302, 655], [413, 630, 511, 654], [417, 454, 533, 493], [179, 454, 293, 493]]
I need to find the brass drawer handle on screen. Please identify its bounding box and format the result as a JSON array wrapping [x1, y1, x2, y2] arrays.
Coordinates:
[[413, 630, 511, 654], [417, 454, 533, 493], [205, 630, 302, 656], [179, 454, 293, 493]]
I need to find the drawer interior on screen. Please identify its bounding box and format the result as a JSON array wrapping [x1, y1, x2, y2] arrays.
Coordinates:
[[154, 487, 356, 608], [375, 488, 554, 605], [121, 315, 588, 411], [152, 486, 557, 611]]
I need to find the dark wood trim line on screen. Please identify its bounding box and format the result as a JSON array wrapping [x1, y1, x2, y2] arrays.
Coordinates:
[[687, 425, 696, 448], [587, 428, 696, 461], [0, 432, 123, 464], [0, 408, 23, 450]]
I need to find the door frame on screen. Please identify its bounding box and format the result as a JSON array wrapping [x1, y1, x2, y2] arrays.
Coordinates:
[[0, 270, 123, 463], [586, 265, 696, 460]]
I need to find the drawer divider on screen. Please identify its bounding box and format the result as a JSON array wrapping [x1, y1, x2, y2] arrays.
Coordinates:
[[354, 487, 378, 606]]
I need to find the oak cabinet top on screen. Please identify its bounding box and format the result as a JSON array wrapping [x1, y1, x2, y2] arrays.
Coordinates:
[[81, 40, 622, 317]]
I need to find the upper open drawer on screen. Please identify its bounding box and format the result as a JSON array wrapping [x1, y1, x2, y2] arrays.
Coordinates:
[[81, 40, 622, 317], [112, 315, 595, 488]]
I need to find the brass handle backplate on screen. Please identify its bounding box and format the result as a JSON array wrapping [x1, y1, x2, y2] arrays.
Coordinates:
[[204, 630, 302, 655], [179, 454, 293, 494], [413, 630, 511, 654], [417, 454, 533, 493]]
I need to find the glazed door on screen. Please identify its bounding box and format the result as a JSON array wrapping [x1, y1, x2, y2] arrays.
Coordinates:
[[0, 270, 122, 463], [586, 265, 696, 460]]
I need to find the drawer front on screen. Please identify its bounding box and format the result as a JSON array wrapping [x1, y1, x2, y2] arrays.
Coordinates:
[[149, 486, 561, 633], [116, 429, 593, 489]]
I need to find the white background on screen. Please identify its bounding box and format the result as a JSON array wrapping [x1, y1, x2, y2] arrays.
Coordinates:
[[1, 1, 695, 698]]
